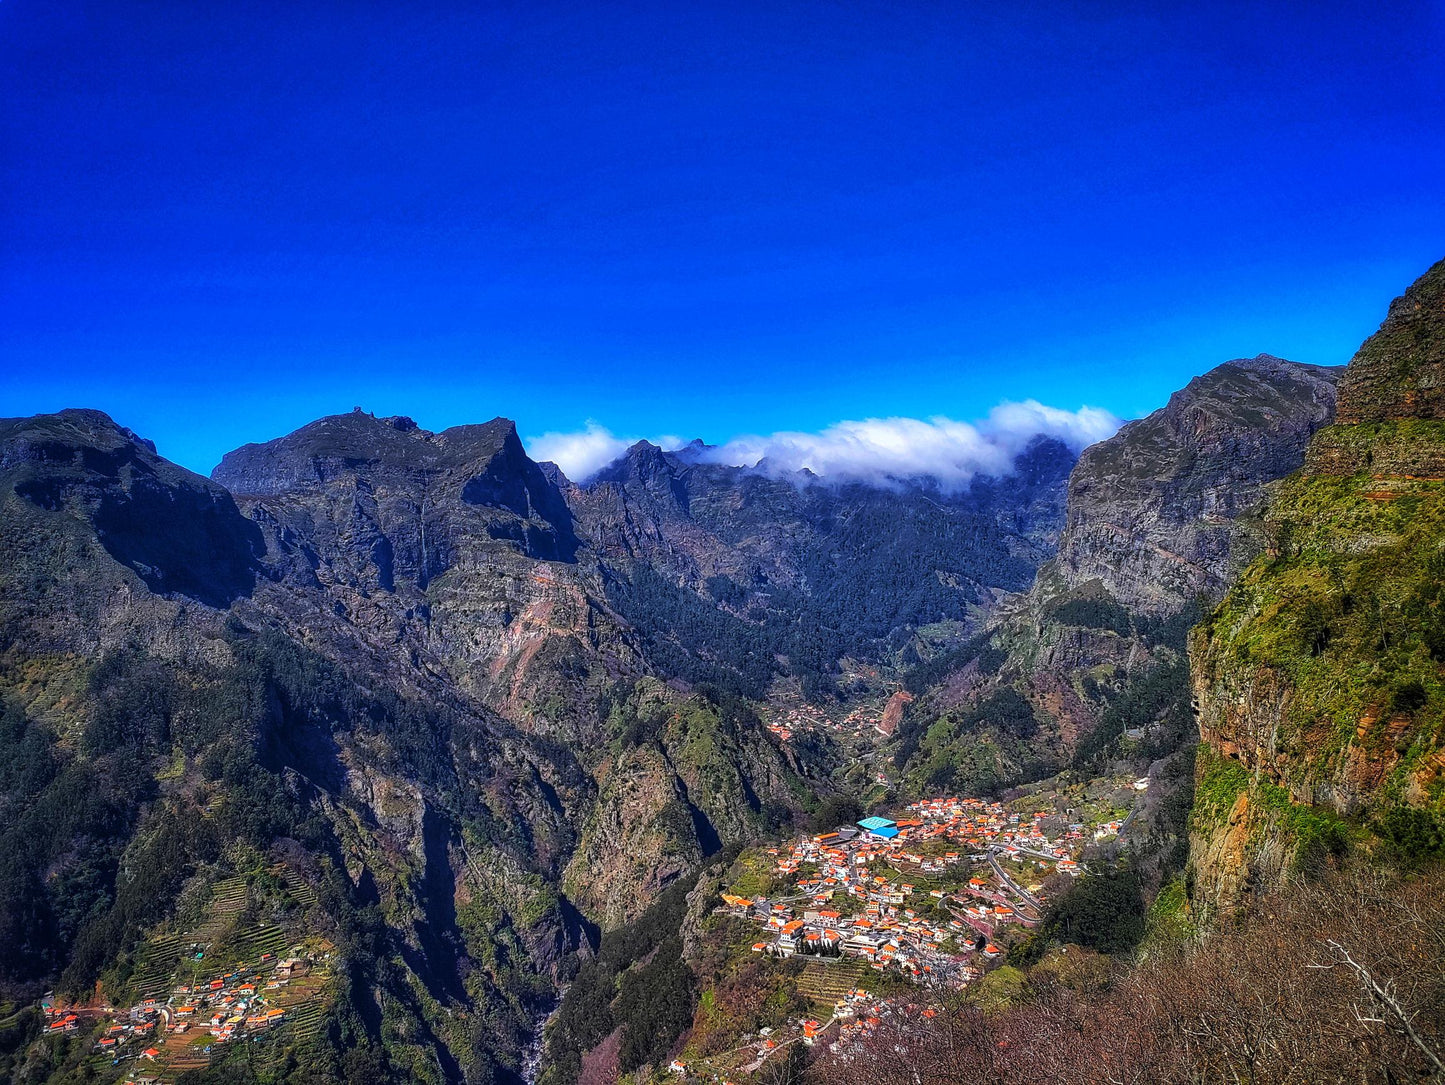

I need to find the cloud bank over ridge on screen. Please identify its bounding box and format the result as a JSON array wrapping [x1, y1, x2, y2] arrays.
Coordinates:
[[526, 401, 1121, 489]]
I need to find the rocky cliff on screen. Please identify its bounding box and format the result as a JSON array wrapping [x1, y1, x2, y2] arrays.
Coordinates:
[[0, 408, 827, 1084], [214, 409, 626, 741], [1190, 257, 1445, 912], [1049, 355, 1340, 616], [892, 357, 1339, 801]]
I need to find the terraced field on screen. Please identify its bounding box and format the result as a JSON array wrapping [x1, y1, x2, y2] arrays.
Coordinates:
[[58, 866, 333, 1084], [795, 959, 875, 1010], [205, 923, 289, 977], [278, 973, 329, 1039], [131, 935, 184, 1002], [153, 1034, 212, 1083], [194, 876, 250, 944], [275, 866, 318, 908]]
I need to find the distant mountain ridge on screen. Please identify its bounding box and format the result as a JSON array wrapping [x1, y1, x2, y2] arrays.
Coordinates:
[[13, 288, 1441, 1084], [571, 432, 1077, 699]]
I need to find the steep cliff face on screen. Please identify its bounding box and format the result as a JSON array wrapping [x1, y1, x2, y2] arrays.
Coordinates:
[[1191, 258, 1445, 912], [0, 411, 605, 1083], [215, 409, 636, 745], [1050, 356, 1340, 616], [893, 358, 1338, 796]]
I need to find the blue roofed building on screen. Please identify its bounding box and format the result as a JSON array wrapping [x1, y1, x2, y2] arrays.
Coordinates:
[[858, 816, 899, 840]]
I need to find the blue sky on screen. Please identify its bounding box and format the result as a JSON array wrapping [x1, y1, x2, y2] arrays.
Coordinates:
[[3, 1, 1443, 476]]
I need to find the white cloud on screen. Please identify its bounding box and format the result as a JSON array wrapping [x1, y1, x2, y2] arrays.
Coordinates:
[[702, 401, 1120, 490], [525, 401, 1121, 489], [526, 422, 632, 482], [525, 421, 682, 482]]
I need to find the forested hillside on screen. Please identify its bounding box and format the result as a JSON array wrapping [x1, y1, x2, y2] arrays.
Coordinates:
[[0, 403, 1075, 1084], [572, 434, 1075, 700]]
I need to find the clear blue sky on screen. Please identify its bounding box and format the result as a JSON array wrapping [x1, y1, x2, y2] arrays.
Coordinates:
[[3, 0, 1443, 474]]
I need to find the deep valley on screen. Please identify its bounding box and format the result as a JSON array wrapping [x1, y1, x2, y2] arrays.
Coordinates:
[[2, 259, 1444, 1085]]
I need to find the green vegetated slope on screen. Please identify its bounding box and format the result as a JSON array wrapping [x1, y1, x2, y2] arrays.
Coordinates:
[[1191, 257, 1445, 909], [11, 400, 1057, 1084], [0, 621, 577, 1085], [888, 356, 1339, 847], [562, 683, 825, 927], [575, 435, 1076, 701]]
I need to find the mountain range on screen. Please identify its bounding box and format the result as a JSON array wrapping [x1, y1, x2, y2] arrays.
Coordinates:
[[1, 258, 1442, 1085]]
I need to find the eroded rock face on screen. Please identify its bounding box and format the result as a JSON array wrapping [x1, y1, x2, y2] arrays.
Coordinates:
[[215, 409, 633, 742], [1190, 257, 1445, 914], [899, 356, 1340, 791], [878, 689, 913, 736], [1331, 258, 1445, 426], [1053, 355, 1338, 616]]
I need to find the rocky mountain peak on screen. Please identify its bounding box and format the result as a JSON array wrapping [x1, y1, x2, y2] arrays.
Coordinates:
[[211, 408, 579, 605], [434, 415, 520, 455], [673, 438, 712, 460], [1051, 356, 1338, 615], [2, 408, 263, 609], [1011, 434, 1076, 486], [0, 407, 156, 465], [1333, 256, 1445, 425], [589, 440, 688, 498], [211, 411, 527, 496]]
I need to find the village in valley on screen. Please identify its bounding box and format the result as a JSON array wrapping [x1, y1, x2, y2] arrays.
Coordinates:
[[669, 784, 1142, 1081], [32, 869, 331, 1085], [760, 666, 913, 752], [42, 947, 328, 1084]]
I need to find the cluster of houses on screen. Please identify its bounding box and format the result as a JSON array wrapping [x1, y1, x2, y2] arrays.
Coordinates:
[[50, 949, 317, 1074], [763, 703, 833, 743], [822, 993, 945, 1056], [671, 794, 1131, 1082], [762, 701, 890, 746], [720, 797, 1101, 988], [903, 796, 1087, 867], [1093, 818, 1126, 841], [39, 1004, 86, 1037]]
